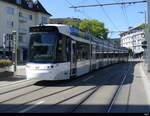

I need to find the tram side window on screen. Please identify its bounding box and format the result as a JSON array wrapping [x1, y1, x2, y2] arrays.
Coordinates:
[[56, 35, 68, 63], [116, 54, 119, 58], [103, 54, 107, 59], [77, 42, 90, 61], [96, 53, 99, 60]]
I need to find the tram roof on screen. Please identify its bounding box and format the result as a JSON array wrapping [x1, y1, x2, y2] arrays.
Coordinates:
[[33, 24, 128, 52]]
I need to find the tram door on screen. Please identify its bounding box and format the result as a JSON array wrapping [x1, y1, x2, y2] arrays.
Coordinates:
[[91, 45, 96, 71], [70, 40, 77, 78]]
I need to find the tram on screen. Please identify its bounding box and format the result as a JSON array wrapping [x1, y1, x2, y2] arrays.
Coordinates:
[[26, 24, 128, 81]]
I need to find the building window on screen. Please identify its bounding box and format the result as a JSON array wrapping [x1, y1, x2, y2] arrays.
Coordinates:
[[19, 12, 23, 17], [16, 0, 22, 5], [28, 2, 33, 8], [41, 17, 47, 24], [29, 15, 32, 20], [6, 21, 14, 28], [5, 7, 14, 15], [19, 35, 23, 42]]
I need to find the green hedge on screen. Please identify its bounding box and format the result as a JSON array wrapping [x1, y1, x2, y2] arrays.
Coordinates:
[[0, 60, 12, 68]]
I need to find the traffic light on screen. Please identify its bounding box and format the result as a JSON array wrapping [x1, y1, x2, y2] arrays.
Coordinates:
[[142, 41, 147, 49]]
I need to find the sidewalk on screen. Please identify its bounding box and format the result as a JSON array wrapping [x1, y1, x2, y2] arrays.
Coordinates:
[[0, 65, 26, 85], [111, 61, 150, 113], [141, 62, 150, 80]]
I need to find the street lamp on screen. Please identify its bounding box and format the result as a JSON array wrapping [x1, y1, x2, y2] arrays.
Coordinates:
[[147, 0, 150, 71]]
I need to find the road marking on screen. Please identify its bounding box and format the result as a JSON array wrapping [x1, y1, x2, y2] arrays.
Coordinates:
[[83, 75, 94, 82], [19, 101, 45, 113]]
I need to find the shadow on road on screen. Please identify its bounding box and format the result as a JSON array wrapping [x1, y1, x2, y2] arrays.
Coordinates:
[[0, 61, 149, 113], [34, 61, 140, 87], [0, 104, 149, 113], [0, 76, 26, 82]]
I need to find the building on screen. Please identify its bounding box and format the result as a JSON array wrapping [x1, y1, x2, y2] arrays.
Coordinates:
[[0, 0, 51, 62], [49, 18, 81, 24], [120, 25, 145, 57]]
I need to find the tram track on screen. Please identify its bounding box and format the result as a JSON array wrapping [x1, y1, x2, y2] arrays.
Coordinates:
[[70, 72, 129, 113], [20, 63, 129, 113], [0, 62, 123, 96], [69, 62, 131, 113], [0, 63, 129, 113], [106, 62, 132, 113]]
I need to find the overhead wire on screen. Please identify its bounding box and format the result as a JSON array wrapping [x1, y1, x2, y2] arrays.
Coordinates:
[[120, 0, 130, 28], [113, 0, 130, 28], [65, 0, 92, 19], [95, 0, 119, 31], [65, 0, 128, 37], [65, 0, 74, 6]]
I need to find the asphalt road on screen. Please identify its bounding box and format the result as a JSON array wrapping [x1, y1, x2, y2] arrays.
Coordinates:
[[0, 61, 149, 113]]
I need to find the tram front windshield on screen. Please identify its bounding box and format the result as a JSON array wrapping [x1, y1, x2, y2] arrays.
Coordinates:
[[29, 32, 58, 63]]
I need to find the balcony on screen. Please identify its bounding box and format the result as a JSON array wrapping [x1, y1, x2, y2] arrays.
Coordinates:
[[19, 16, 27, 23]]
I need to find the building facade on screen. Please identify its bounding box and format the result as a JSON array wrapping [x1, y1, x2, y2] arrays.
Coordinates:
[[0, 0, 51, 62], [49, 18, 81, 24], [120, 25, 145, 56]]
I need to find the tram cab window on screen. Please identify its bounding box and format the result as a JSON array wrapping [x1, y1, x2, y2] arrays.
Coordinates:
[[56, 35, 70, 63], [29, 32, 58, 63]]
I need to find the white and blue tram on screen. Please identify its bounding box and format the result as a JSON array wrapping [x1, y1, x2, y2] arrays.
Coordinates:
[[26, 24, 128, 81]]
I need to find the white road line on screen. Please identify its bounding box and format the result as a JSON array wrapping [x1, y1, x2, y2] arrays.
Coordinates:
[[19, 101, 45, 113], [83, 75, 94, 82]]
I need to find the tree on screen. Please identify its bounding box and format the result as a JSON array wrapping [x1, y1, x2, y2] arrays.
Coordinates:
[[140, 23, 146, 29], [66, 21, 79, 28], [66, 19, 108, 40]]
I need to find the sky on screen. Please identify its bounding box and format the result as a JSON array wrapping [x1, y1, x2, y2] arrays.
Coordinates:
[[36, 0, 147, 38]]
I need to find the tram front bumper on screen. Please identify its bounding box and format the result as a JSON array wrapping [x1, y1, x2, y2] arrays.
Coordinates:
[[26, 68, 55, 81]]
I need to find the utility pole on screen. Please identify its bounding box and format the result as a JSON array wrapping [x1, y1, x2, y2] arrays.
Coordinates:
[[12, 31, 17, 73], [147, 0, 150, 71], [138, 11, 147, 65]]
